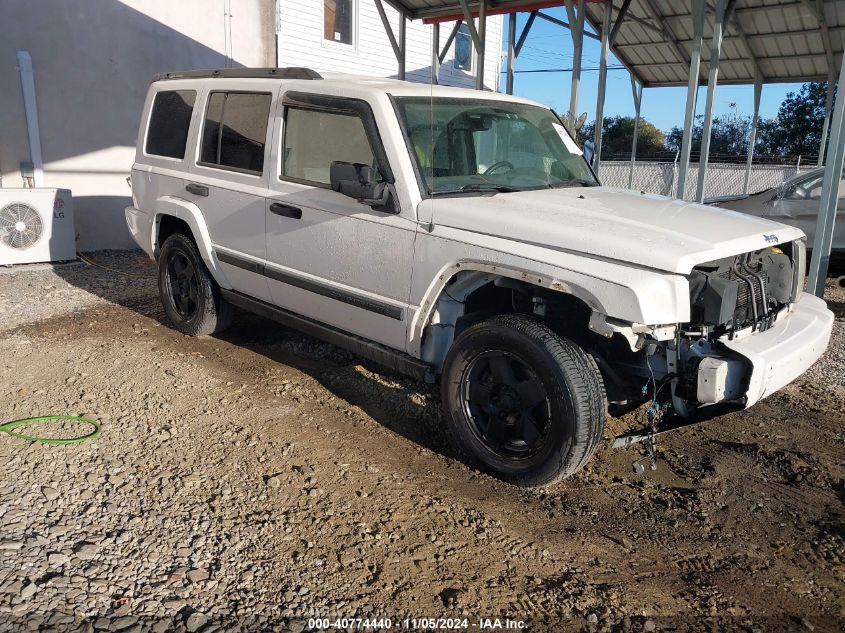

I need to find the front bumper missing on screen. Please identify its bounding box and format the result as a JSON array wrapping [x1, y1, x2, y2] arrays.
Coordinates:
[[613, 291, 834, 448], [721, 292, 833, 407]]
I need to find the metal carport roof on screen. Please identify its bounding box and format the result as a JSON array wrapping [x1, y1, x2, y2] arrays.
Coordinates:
[[384, 0, 845, 87], [585, 0, 845, 87]]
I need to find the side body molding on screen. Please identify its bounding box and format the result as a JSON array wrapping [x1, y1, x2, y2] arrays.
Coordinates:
[[153, 196, 232, 289]]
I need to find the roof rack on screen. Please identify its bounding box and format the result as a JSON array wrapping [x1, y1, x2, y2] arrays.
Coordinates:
[[153, 67, 322, 82]]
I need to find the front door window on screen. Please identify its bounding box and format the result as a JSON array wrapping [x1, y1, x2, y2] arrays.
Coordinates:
[[282, 107, 375, 186]]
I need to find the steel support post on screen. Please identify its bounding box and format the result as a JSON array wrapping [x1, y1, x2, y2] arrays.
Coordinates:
[[505, 10, 538, 96], [458, 0, 486, 90], [565, 0, 585, 123], [593, 0, 612, 177], [432, 22, 440, 85], [818, 68, 835, 166], [628, 78, 642, 189], [808, 53, 845, 296], [398, 13, 406, 80], [438, 21, 462, 65], [695, 0, 728, 203], [743, 73, 763, 194], [677, 0, 705, 200], [506, 12, 516, 94], [375, 0, 406, 81], [476, 1, 487, 90]]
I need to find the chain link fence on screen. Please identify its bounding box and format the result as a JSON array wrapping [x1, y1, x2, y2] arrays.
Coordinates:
[[598, 158, 807, 200]]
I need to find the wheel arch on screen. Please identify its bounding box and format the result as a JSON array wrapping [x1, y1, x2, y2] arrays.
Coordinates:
[[412, 261, 616, 369], [151, 196, 232, 289]]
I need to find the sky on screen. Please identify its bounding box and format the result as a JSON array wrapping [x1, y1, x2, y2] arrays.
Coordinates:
[[498, 8, 807, 132]]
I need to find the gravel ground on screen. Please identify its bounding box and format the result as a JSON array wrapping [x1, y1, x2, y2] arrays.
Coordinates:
[[0, 251, 842, 633]]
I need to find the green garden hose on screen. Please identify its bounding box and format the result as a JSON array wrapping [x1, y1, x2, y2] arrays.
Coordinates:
[[0, 416, 101, 445]]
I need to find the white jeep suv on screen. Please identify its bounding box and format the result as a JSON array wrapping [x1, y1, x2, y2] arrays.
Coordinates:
[[126, 68, 834, 486]]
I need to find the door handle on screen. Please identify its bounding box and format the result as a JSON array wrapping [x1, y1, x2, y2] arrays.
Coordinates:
[[185, 183, 209, 197], [269, 202, 302, 219]]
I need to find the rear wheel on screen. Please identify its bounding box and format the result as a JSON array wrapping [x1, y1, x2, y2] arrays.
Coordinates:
[[441, 315, 606, 486], [158, 233, 232, 336]]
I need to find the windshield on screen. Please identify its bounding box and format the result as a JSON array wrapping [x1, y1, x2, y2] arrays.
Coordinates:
[[395, 97, 598, 195]]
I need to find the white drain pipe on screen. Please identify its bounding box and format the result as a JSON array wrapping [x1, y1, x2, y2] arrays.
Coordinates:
[[16, 51, 44, 187]]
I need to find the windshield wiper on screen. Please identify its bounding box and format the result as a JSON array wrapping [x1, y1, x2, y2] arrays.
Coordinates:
[[431, 183, 522, 196], [547, 179, 597, 189]]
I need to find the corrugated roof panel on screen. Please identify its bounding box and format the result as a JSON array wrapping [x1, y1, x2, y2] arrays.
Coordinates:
[[648, 65, 673, 85], [719, 38, 744, 60]]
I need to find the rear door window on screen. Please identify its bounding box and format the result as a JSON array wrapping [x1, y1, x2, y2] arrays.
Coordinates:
[[145, 90, 196, 159], [199, 92, 272, 174]]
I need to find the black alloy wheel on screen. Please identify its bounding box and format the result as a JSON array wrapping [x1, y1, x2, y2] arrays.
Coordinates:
[[165, 251, 199, 319], [157, 233, 232, 336], [461, 350, 551, 460], [441, 314, 606, 486]]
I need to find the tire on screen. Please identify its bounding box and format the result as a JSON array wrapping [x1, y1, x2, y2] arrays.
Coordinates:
[[158, 233, 232, 336], [441, 314, 606, 487]]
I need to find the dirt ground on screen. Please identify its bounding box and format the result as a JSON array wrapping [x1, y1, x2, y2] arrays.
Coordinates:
[[0, 251, 842, 633]]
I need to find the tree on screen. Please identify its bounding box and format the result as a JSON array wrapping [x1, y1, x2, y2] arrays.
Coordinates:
[[580, 115, 666, 157], [755, 82, 831, 157], [665, 108, 752, 158], [664, 83, 832, 159]]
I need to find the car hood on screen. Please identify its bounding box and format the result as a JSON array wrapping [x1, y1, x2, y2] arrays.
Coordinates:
[[425, 187, 805, 274]]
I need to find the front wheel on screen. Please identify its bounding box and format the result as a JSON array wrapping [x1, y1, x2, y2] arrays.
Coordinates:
[[441, 315, 606, 487], [158, 233, 232, 336]]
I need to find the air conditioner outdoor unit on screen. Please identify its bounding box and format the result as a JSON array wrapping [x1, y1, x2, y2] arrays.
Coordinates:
[[0, 188, 75, 265]]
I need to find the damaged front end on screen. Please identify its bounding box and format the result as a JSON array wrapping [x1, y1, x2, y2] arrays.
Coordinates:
[[669, 240, 804, 412], [599, 240, 809, 446]]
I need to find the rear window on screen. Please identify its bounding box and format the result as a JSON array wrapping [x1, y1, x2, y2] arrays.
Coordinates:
[[199, 92, 272, 174], [145, 90, 196, 159]]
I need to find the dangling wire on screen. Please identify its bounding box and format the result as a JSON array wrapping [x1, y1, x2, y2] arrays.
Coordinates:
[[636, 351, 674, 473]]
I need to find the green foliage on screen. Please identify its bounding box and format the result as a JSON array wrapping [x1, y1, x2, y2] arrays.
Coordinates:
[[755, 82, 831, 156], [580, 115, 666, 156], [664, 82, 832, 159], [576, 81, 832, 161], [665, 111, 752, 156]]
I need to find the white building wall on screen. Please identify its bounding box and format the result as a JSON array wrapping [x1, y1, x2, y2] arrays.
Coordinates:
[[277, 0, 503, 90], [0, 0, 275, 251], [0, 1, 503, 252]]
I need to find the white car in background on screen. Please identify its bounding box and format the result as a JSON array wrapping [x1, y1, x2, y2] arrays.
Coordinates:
[[709, 167, 844, 256]]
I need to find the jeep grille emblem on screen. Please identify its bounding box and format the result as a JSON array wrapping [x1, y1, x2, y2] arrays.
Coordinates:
[[763, 234, 778, 244]]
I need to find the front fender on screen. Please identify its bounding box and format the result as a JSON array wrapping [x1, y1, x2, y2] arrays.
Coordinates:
[[153, 196, 232, 289], [408, 254, 689, 358]]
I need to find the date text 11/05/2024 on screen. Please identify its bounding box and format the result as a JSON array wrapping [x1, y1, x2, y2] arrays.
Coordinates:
[[306, 617, 529, 630]]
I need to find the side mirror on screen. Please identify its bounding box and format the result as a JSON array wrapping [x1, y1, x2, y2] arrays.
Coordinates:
[[330, 161, 372, 198], [330, 161, 397, 213]]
